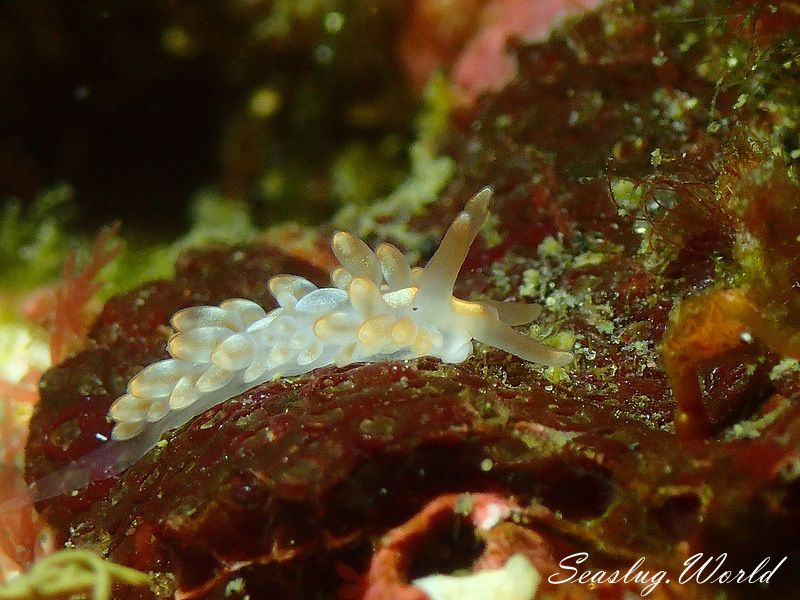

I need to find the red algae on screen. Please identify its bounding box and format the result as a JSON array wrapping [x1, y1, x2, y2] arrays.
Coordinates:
[[1, 221, 122, 582], [663, 138, 800, 439], [22, 223, 123, 366], [0, 371, 54, 583]]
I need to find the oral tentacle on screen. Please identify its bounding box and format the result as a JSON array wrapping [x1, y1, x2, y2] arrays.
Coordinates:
[[472, 312, 573, 367]]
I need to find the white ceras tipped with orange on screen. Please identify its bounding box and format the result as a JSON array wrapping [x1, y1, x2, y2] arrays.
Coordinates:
[[109, 187, 573, 442]]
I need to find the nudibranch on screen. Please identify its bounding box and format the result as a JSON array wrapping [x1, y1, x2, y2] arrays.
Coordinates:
[[15, 188, 572, 507]]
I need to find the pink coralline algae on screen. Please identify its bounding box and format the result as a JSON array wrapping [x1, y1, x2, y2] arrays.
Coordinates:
[[398, 0, 600, 102]]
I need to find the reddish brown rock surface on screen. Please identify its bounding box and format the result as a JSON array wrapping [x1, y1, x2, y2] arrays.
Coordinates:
[[25, 1, 800, 598]]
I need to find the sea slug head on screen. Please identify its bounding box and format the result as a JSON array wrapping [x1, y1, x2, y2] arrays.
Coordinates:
[[333, 187, 574, 367]]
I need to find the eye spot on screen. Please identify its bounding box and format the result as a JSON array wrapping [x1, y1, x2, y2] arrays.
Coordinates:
[[412, 307, 418, 311]]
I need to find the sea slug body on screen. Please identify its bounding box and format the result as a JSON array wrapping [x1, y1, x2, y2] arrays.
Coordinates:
[[16, 188, 572, 506]]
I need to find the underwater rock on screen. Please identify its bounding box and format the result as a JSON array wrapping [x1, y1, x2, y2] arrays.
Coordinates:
[[24, 1, 800, 598]]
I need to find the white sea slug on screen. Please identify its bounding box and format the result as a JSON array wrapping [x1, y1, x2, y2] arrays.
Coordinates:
[[13, 188, 572, 507]]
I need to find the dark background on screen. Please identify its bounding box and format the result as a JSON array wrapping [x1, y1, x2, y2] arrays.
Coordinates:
[[0, 1, 410, 234]]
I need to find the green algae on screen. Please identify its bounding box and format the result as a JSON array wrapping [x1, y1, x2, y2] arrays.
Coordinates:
[[0, 184, 73, 290], [334, 73, 457, 249], [0, 549, 150, 600]]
